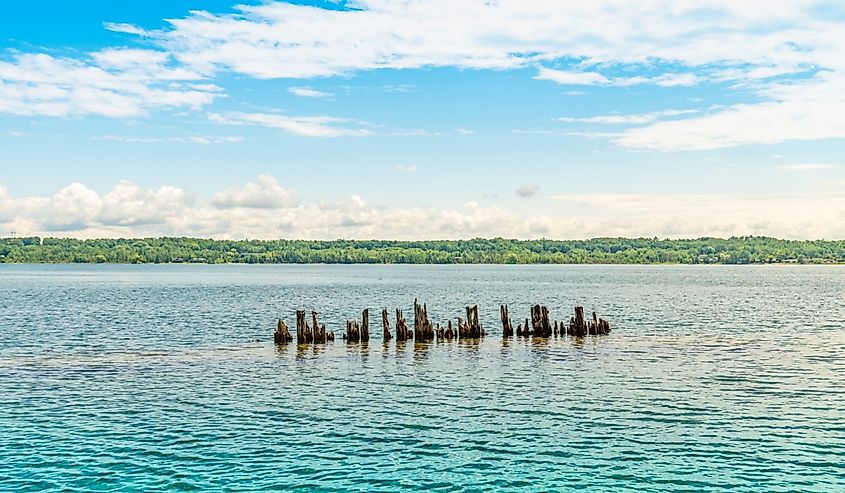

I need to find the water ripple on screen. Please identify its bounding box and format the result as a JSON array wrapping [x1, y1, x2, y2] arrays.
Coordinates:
[[1, 264, 844, 491]]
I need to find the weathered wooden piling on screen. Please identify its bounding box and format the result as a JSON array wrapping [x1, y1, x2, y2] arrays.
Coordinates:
[[296, 309, 313, 343], [569, 305, 588, 337], [519, 317, 530, 337], [278, 302, 611, 344], [382, 309, 392, 341], [345, 309, 370, 343], [500, 304, 514, 337], [458, 305, 484, 338], [395, 308, 412, 341], [312, 310, 326, 343], [413, 299, 435, 341], [274, 319, 292, 344], [589, 311, 611, 335], [531, 304, 553, 338], [361, 309, 370, 342], [444, 320, 456, 340]]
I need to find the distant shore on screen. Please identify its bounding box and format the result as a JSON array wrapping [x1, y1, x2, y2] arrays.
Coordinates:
[[1, 236, 843, 265]]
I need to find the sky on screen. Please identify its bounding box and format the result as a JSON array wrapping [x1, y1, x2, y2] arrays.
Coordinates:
[[1, 0, 845, 240]]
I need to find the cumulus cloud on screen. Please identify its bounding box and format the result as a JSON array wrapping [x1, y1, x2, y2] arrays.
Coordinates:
[[211, 175, 299, 209], [2, 179, 845, 239], [99, 180, 190, 226], [515, 185, 539, 198]]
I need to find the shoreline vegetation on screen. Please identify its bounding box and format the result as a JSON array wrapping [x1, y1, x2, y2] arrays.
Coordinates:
[[1, 236, 844, 265]]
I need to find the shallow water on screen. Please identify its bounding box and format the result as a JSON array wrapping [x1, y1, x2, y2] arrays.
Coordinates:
[[1, 264, 844, 491]]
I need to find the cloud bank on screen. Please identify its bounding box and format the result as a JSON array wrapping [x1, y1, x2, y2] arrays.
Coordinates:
[[2, 177, 845, 240]]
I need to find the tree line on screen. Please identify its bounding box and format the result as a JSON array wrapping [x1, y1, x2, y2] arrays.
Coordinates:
[[1, 236, 843, 264]]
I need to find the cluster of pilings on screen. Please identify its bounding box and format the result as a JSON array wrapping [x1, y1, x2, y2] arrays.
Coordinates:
[[278, 309, 336, 344], [345, 309, 370, 342], [275, 302, 610, 344], [501, 304, 611, 337]]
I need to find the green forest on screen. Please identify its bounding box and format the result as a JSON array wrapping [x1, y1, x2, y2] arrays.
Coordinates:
[[0, 236, 843, 264]]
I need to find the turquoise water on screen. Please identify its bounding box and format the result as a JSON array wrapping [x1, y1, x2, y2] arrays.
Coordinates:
[[1, 264, 844, 491]]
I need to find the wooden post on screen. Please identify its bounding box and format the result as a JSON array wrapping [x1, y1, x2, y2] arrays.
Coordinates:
[[444, 320, 456, 340], [382, 309, 392, 341], [463, 305, 483, 338], [413, 299, 434, 341], [500, 304, 514, 337], [361, 309, 370, 342], [531, 305, 552, 337], [570, 305, 588, 337], [312, 310, 325, 343], [296, 309, 310, 344], [396, 308, 410, 341], [274, 319, 292, 344]]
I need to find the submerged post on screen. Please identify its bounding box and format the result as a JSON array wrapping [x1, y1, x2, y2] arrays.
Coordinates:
[[531, 305, 552, 337], [274, 319, 292, 344], [413, 299, 434, 341], [463, 305, 483, 338], [500, 304, 514, 337], [570, 305, 588, 337], [296, 309, 312, 344], [361, 309, 370, 342], [382, 309, 392, 341], [312, 310, 325, 343], [395, 308, 411, 341]]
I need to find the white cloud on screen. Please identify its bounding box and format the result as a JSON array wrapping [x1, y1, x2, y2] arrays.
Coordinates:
[[289, 87, 332, 98], [615, 73, 845, 150], [2, 0, 843, 150], [394, 164, 418, 173], [559, 109, 697, 125], [534, 68, 610, 86], [211, 175, 299, 209], [99, 180, 190, 226], [103, 22, 152, 37], [209, 111, 372, 137], [3, 179, 845, 239], [775, 163, 837, 171], [0, 52, 219, 118], [515, 185, 539, 198], [143, 1, 830, 82], [98, 135, 242, 144], [454, 128, 475, 135]]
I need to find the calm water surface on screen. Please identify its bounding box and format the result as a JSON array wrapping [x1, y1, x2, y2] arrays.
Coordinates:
[[1, 264, 844, 491]]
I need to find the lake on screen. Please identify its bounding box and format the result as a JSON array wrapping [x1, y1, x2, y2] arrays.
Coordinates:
[[1, 264, 844, 491]]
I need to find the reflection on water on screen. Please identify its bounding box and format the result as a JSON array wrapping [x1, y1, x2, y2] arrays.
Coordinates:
[[1, 264, 845, 491]]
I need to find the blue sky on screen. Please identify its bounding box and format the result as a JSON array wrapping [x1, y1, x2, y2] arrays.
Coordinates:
[[1, 0, 844, 239]]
